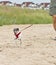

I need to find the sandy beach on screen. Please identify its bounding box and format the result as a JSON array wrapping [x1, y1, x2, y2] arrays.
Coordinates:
[[0, 24, 56, 65]]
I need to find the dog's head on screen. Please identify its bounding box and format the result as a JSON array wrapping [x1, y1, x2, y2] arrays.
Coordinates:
[[13, 28, 19, 34]]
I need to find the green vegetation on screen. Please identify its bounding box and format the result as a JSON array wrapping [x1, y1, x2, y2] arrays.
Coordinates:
[[0, 6, 52, 25]]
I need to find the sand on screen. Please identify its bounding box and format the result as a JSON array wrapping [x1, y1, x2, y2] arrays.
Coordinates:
[[0, 24, 56, 65]]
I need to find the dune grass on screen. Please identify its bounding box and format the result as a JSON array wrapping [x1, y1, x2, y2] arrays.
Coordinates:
[[0, 6, 52, 25]]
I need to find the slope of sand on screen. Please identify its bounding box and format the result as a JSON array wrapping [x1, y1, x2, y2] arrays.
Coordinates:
[[0, 24, 56, 65]]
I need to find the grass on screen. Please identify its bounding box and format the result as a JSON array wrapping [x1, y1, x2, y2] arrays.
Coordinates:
[[0, 6, 52, 25]]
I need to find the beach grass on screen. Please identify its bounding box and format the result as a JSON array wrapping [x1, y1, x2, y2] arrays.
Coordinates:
[[0, 6, 52, 25]]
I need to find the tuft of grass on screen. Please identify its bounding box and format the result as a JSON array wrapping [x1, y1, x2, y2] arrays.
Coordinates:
[[0, 6, 52, 25]]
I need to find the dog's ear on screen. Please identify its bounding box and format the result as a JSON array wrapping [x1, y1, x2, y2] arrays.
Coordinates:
[[13, 29, 16, 34], [16, 28, 19, 31]]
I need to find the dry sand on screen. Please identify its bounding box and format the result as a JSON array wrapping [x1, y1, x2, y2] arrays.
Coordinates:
[[0, 24, 56, 65]]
